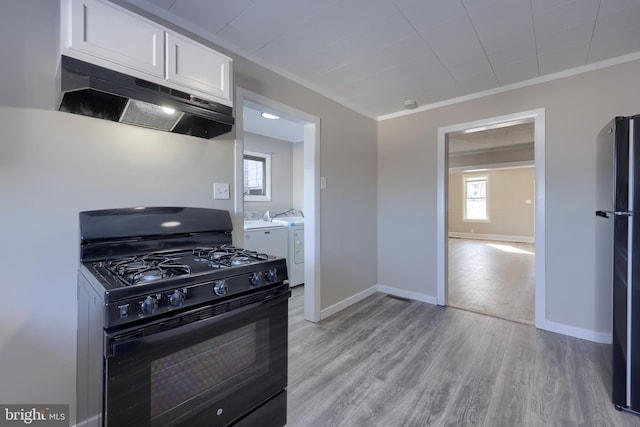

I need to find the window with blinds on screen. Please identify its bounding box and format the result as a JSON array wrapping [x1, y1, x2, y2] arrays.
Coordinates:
[[464, 175, 488, 221], [243, 151, 271, 201]]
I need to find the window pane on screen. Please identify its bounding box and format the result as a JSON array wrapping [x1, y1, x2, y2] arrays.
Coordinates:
[[466, 198, 486, 219], [244, 156, 265, 196], [464, 177, 487, 220]]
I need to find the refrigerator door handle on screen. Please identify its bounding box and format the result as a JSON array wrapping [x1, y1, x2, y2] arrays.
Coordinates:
[[596, 210, 632, 218]]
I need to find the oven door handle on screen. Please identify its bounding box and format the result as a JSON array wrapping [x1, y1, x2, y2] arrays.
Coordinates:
[[108, 291, 290, 358]]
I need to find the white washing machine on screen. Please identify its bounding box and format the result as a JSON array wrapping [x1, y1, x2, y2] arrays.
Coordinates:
[[266, 209, 304, 287], [243, 212, 287, 261]]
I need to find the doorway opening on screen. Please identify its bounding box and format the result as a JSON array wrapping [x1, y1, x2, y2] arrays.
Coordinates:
[[447, 124, 535, 324], [235, 88, 321, 322], [436, 109, 546, 328]]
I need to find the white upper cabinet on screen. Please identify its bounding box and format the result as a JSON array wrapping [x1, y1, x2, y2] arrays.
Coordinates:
[[63, 0, 165, 79], [166, 33, 231, 102], [60, 0, 232, 106]]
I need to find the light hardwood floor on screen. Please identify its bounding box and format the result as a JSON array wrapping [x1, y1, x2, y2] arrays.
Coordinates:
[[448, 238, 535, 324], [286, 286, 635, 427]]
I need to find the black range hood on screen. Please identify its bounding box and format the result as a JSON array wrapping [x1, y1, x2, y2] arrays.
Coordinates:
[[58, 55, 234, 139]]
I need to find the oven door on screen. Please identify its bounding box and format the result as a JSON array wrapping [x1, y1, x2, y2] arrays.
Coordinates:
[[104, 291, 289, 427]]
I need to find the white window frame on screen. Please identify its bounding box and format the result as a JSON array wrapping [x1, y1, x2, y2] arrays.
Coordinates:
[[463, 174, 489, 222], [243, 150, 272, 202]]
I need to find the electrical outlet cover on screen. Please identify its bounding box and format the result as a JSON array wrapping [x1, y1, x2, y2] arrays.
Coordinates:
[[213, 182, 230, 200]]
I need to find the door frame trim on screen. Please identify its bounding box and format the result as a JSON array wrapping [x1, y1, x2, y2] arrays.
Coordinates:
[[235, 87, 322, 322], [436, 108, 546, 328]]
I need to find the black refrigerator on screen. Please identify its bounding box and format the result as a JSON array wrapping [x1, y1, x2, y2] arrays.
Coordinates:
[[597, 114, 640, 415]]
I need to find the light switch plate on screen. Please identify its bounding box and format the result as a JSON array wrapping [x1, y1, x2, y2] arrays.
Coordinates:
[[213, 182, 230, 200]]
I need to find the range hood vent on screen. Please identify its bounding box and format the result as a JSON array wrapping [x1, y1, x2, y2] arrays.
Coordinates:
[[58, 56, 234, 139]]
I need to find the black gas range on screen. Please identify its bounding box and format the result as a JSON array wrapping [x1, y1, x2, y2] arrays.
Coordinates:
[[76, 207, 290, 427], [83, 243, 288, 329]]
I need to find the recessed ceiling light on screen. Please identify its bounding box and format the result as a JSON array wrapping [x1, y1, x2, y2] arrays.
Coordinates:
[[161, 106, 176, 115], [261, 112, 280, 120]]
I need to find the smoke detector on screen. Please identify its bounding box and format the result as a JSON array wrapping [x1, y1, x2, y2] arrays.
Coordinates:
[[403, 100, 418, 109]]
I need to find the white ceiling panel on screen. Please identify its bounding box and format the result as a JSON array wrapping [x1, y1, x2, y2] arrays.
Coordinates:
[[538, 48, 590, 75], [286, 16, 413, 78], [485, 39, 537, 71], [255, 36, 312, 68], [598, 0, 640, 16], [394, 0, 467, 32], [218, 0, 340, 53], [492, 56, 539, 85], [588, 1, 640, 62], [456, 70, 500, 94], [120, 0, 640, 119], [419, 15, 484, 62], [588, 30, 640, 63], [532, 0, 599, 33], [243, 104, 304, 143], [461, 0, 535, 62], [320, 35, 434, 84], [167, 0, 254, 34], [448, 56, 495, 82], [212, 22, 269, 54], [535, 24, 594, 56]]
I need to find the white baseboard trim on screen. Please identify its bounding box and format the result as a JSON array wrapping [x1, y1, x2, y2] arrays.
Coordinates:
[[320, 285, 378, 320], [377, 284, 438, 305], [448, 232, 534, 243], [537, 319, 612, 344]]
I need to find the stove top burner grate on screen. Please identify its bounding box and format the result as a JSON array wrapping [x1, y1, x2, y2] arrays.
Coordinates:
[[193, 245, 270, 268], [105, 253, 191, 286], [99, 246, 273, 287]]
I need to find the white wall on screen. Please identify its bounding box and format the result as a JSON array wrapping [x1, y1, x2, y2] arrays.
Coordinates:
[[0, 107, 237, 418], [292, 141, 304, 212], [0, 1, 378, 424], [114, 0, 379, 309], [378, 58, 640, 340], [448, 167, 535, 239], [243, 132, 294, 214]]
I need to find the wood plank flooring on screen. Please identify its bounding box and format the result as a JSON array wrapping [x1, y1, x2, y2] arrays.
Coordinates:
[[448, 238, 535, 324], [286, 286, 635, 427]]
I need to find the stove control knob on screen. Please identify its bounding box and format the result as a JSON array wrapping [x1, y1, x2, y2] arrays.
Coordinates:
[[141, 296, 158, 315], [249, 272, 262, 287], [169, 290, 185, 307], [266, 268, 278, 282], [213, 280, 228, 296]]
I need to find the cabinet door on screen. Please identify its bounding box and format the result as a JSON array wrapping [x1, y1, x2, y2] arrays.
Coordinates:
[[166, 32, 231, 102], [65, 0, 165, 79], [244, 229, 288, 259]]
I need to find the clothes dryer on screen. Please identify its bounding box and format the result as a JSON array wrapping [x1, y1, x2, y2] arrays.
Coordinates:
[[266, 209, 304, 287]]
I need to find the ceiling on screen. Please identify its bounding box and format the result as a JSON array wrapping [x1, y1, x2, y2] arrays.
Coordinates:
[[120, 0, 640, 119], [449, 121, 534, 154], [243, 101, 305, 143], [243, 102, 535, 152]]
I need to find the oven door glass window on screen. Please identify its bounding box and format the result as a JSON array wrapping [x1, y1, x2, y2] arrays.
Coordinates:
[[150, 322, 266, 417], [104, 294, 288, 427]]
